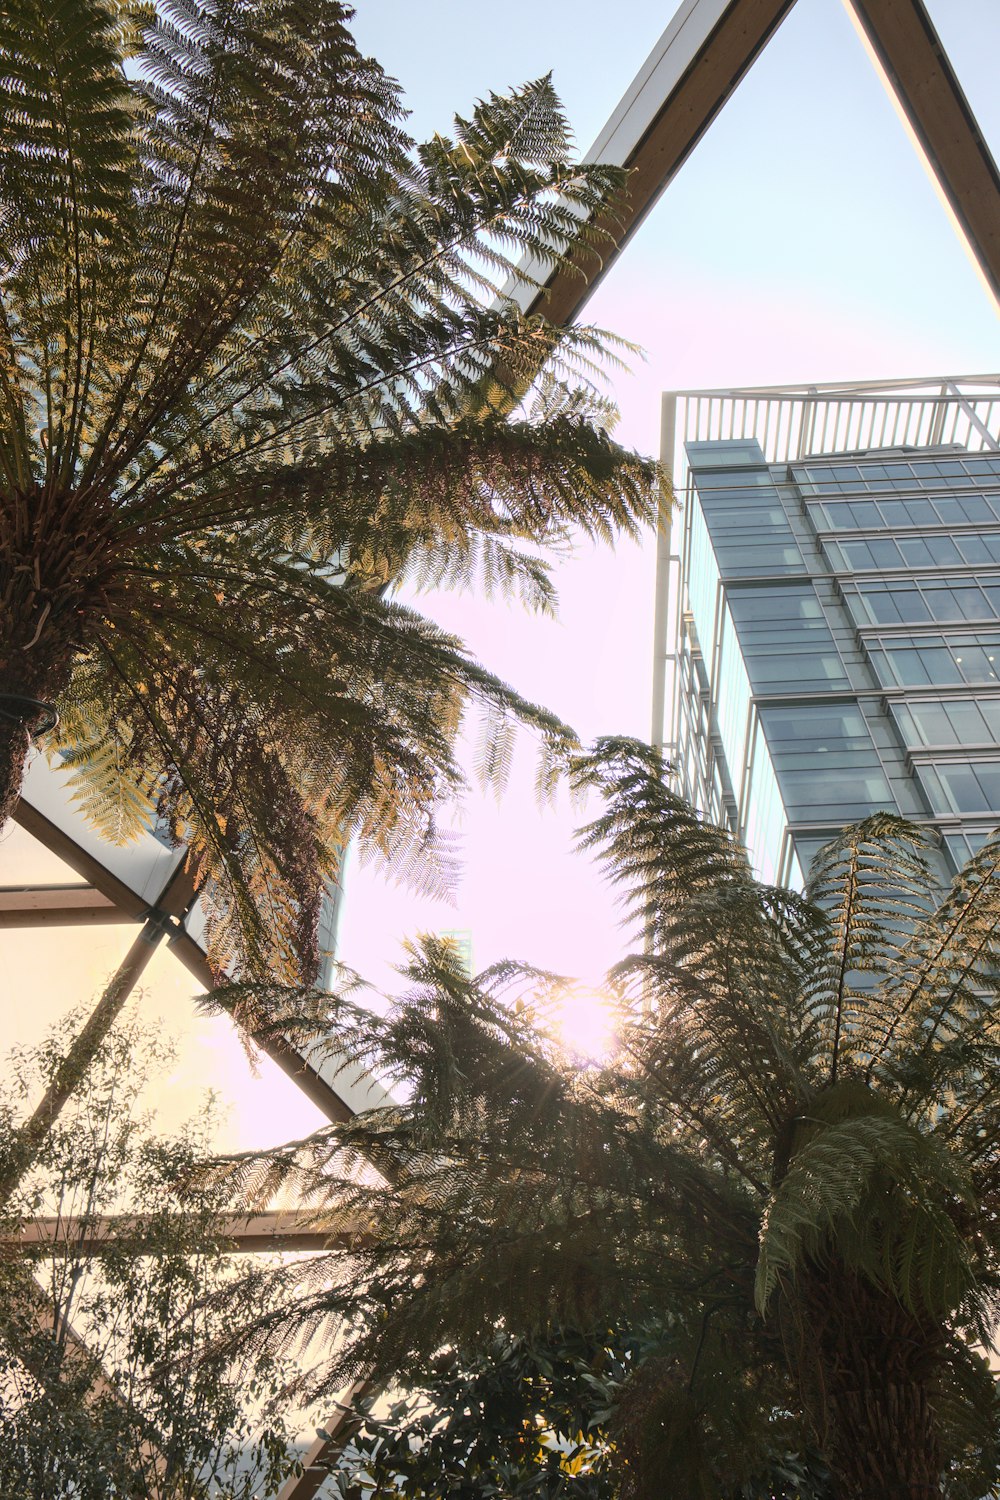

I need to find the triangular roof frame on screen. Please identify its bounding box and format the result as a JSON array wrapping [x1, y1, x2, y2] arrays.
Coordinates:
[[520, 0, 1000, 321]]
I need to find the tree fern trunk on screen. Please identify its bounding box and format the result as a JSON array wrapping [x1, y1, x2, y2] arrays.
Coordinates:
[[0, 712, 30, 829], [828, 1365, 942, 1499], [800, 1270, 944, 1499], [0, 597, 77, 829]]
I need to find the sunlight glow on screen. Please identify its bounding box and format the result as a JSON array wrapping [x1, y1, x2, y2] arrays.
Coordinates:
[[552, 990, 619, 1065]]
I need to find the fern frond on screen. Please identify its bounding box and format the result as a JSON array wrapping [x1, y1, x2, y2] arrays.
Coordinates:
[[800, 816, 938, 1084], [756, 1092, 973, 1316], [190, 770, 1000, 1495], [0, 15, 659, 975], [866, 830, 1000, 1100]]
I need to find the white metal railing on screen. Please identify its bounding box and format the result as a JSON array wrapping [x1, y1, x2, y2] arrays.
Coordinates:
[[669, 375, 1000, 482]]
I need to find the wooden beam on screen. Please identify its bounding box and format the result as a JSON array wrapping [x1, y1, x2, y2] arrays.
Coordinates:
[[521, 0, 798, 326], [9, 805, 358, 1125], [9, 1210, 363, 1256], [0, 861, 201, 1206], [12, 800, 151, 918], [250, 1030, 356, 1126], [518, 0, 1000, 324], [845, 0, 1000, 310], [277, 1382, 372, 1500], [0, 883, 128, 927], [166, 928, 356, 1124]]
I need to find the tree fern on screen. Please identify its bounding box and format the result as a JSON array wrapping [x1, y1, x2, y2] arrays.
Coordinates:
[[0, 3, 661, 982], [756, 1095, 974, 1317], [197, 739, 1000, 1497]]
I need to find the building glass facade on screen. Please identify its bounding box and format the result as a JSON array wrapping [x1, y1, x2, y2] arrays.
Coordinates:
[[654, 379, 1000, 890]]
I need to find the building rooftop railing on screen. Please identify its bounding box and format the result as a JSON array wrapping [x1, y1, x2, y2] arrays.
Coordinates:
[[664, 375, 1000, 483]]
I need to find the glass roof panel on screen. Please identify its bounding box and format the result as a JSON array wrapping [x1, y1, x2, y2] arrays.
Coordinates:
[[0, 821, 76, 886], [21, 754, 182, 904]]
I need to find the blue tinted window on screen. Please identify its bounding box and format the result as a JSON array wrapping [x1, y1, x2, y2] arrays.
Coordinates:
[[688, 440, 766, 471], [957, 536, 996, 566], [960, 496, 995, 524], [891, 649, 936, 686], [901, 702, 957, 745], [919, 763, 1000, 816], [893, 587, 933, 622], [727, 585, 848, 691], [852, 581, 1000, 629], [870, 538, 902, 568], [864, 636, 1000, 689], [954, 644, 1000, 682], [893, 699, 1000, 748], [759, 703, 892, 818], [839, 541, 873, 570], [922, 586, 985, 622], [944, 830, 992, 871]]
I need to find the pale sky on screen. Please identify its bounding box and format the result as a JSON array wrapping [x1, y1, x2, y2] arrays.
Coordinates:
[[337, 0, 1000, 998], [1, 0, 998, 1153]]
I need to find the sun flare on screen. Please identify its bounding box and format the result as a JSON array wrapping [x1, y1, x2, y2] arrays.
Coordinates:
[[552, 990, 619, 1065]]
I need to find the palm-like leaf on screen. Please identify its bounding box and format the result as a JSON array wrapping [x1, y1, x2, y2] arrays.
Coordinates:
[[204, 941, 760, 1412], [0, 1, 660, 978], [802, 814, 939, 1084], [203, 739, 1000, 1497]]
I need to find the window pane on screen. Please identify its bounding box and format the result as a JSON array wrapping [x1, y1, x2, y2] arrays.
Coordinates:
[[955, 646, 1000, 683], [960, 496, 995, 524], [749, 652, 846, 685], [917, 764, 946, 812], [897, 538, 933, 568], [957, 536, 996, 566], [929, 536, 963, 567], [761, 704, 868, 744], [688, 440, 763, 468], [841, 541, 873, 570], [937, 765, 988, 813], [778, 767, 891, 813], [891, 649, 933, 686], [864, 591, 902, 624], [890, 587, 932, 623], [880, 500, 909, 526], [976, 765, 1000, 808], [869, 538, 902, 568], [891, 703, 919, 743], [906, 499, 938, 525], [924, 587, 984, 623], [922, 646, 964, 684], [932, 497, 965, 526], [949, 702, 990, 742], [908, 702, 959, 745]]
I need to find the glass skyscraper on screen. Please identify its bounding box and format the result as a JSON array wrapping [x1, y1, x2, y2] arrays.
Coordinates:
[[652, 377, 1000, 890]]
